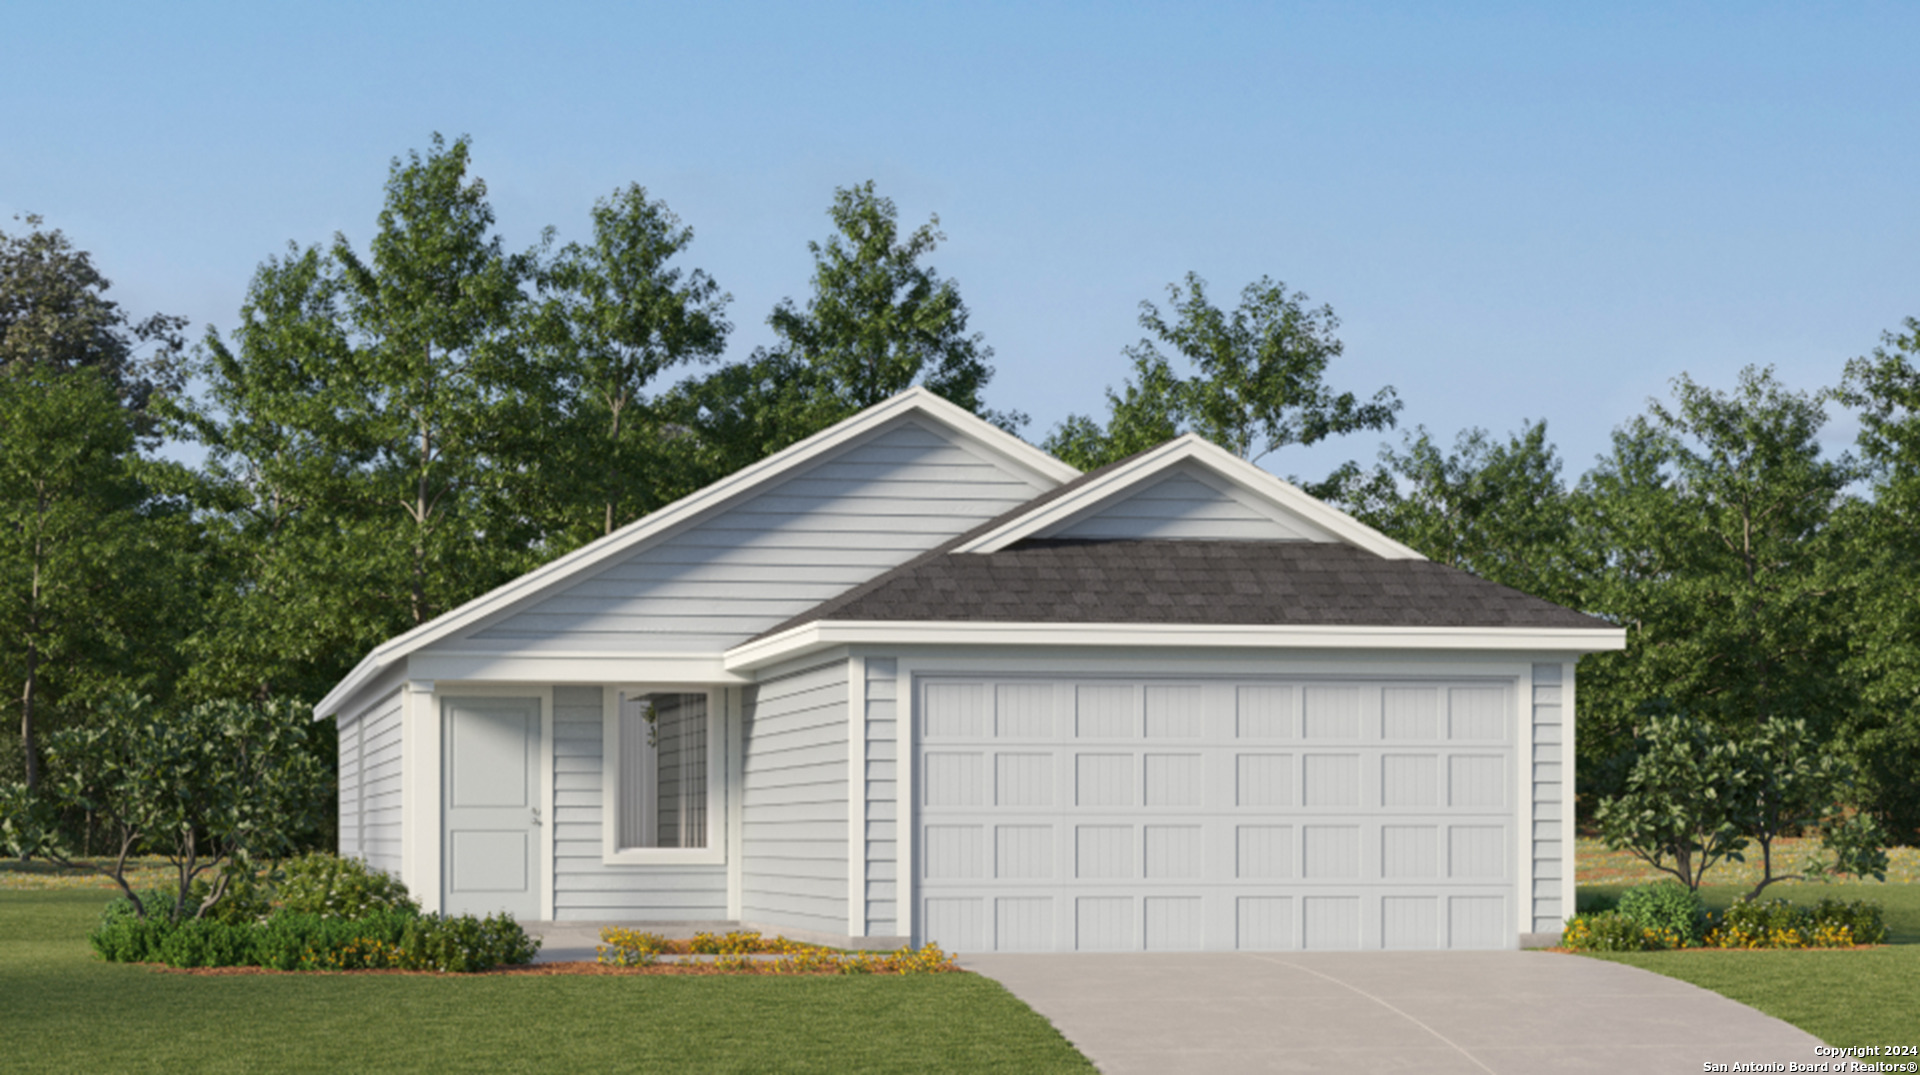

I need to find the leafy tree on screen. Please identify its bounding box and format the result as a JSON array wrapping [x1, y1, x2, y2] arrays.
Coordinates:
[[1327, 420, 1576, 603], [1045, 274, 1399, 476], [0, 214, 187, 437], [1595, 708, 1888, 897], [177, 135, 544, 699], [685, 182, 1016, 473], [1, 217, 197, 795], [525, 184, 729, 547], [2, 695, 329, 920], [1838, 317, 1920, 842], [1570, 367, 1855, 804]]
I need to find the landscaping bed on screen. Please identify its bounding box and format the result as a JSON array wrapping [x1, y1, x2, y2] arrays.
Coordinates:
[[0, 887, 1093, 1074]]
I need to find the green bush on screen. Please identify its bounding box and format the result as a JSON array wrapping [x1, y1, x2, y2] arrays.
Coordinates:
[[252, 909, 420, 970], [1811, 898, 1887, 945], [1616, 881, 1706, 946], [1707, 897, 1889, 948], [276, 852, 419, 919], [156, 917, 256, 968], [90, 889, 538, 973], [189, 863, 276, 925], [1562, 910, 1674, 952], [89, 893, 179, 963], [395, 913, 540, 973], [1575, 891, 1619, 915]]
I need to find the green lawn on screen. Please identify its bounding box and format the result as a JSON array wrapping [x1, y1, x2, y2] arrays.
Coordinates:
[[0, 889, 1093, 1074], [1576, 879, 1920, 1048]]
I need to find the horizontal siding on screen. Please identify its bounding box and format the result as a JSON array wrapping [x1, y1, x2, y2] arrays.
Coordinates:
[[446, 421, 1048, 654], [742, 660, 850, 933], [1047, 469, 1327, 542], [550, 684, 727, 921], [337, 715, 362, 861], [361, 691, 404, 878]]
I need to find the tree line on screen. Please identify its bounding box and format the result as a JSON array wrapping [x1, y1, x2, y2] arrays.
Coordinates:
[[5, 133, 1918, 854]]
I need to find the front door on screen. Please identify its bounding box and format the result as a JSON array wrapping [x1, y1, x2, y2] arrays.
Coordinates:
[[443, 697, 541, 920]]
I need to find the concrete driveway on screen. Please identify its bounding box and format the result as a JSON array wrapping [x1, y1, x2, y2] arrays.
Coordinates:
[[964, 951, 1825, 1074]]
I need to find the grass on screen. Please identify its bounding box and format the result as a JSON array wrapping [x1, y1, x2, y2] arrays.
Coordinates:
[[1575, 838, 1920, 1048], [0, 887, 1093, 1074]]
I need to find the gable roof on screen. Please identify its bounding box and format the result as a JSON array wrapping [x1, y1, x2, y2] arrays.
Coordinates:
[[314, 388, 1078, 717], [953, 433, 1425, 559]]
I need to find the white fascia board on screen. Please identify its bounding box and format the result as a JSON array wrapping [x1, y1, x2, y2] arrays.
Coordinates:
[[724, 620, 1629, 672], [313, 387, 1076, 718], [955, 434, 1426, 561], [406, 651, 751, 687]]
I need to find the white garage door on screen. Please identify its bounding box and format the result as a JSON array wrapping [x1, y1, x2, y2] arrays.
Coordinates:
[[914, 676, 1516, 952]]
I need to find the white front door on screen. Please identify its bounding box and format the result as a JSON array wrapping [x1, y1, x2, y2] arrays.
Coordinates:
[[443, 697, 541, 920]]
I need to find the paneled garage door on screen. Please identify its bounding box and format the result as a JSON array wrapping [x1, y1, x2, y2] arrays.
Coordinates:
[[914, 676, 1516, 952]]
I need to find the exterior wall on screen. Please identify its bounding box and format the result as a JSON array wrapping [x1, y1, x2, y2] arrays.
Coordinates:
[[360, 690, 405, 877], [441, 420, 1049, 656], [551, 685, 727, 920], [864, 659, 900, 936], [337, 715, 362, 860], [741, 660, 850, 934], [1530, 663, 1566, 933], [1044, 465, 1334, 543]]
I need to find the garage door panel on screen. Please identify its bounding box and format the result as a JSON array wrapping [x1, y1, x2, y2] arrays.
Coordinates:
[[1235, 685, 1294, 739], [918, 675, 1517, 953]]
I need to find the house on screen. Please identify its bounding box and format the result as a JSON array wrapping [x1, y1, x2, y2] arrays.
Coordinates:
[[318, 388, 1623, 952]]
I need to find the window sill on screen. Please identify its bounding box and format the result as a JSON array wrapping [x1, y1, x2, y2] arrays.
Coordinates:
[[601, 846, 727, 867]]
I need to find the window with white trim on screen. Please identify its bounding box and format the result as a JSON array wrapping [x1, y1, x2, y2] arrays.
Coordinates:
[[616, 691, 710, 850]]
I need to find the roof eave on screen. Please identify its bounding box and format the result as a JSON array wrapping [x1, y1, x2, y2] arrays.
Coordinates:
[[313, 387, 1078, 719], [722, 619, 1629, 673]]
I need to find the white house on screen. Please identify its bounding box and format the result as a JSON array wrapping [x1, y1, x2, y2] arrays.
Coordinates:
[[319, 388, 1623, 952]]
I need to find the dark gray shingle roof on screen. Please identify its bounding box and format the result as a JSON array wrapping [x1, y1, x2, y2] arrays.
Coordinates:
[[757, 538, 1612, 637]]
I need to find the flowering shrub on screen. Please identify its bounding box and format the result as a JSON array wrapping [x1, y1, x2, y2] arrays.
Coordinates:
[[276, 852, 420, 920], [1562, 911, 1679, 952], [597, 928, 668, 966], [595, 927, 959, 974], [689, 930, 769, 955], [1567, 896, 1886, 951], [1704, 898, 1885, 949]]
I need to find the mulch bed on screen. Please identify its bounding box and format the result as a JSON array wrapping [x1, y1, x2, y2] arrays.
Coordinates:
[[147, 960, 965, 977]]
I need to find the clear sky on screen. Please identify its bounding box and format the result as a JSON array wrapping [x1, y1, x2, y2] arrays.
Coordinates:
[[6, 2, 1915, 481]]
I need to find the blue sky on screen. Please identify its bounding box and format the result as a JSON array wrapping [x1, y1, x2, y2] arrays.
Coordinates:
[[6, 2, 1915, 481]]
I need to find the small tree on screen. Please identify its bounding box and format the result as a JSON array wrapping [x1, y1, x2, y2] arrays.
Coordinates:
[[1595, 708, 1889, 899], [1732, 716, 1889, 901], [2, 695, 329, 920], [1592, 708, 1748, 891]]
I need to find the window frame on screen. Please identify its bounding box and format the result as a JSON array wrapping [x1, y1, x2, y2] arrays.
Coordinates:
[[600, 684, 728, 866]]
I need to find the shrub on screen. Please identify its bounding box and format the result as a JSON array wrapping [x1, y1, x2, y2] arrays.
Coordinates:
[[188, 863, 275, 925], [1705, 897, 1887, 949], [1811, 898, 1887, 946], [1708, 899, 1811, 948], [1575, 891, 1620, 916], [394, 913, 540, 973], [689, 930, 764, 955], [598, 928, 667, 966], [252, 909, 419, 971], [156, 917, 256, 968], [276, 853, 419, 919], [1561, 911, 1676, 952], [1616, 881, 1707, 947], [89, 892, 180, 963]]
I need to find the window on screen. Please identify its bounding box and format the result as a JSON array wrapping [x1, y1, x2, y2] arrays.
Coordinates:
[[606, 689, 722, 863]]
